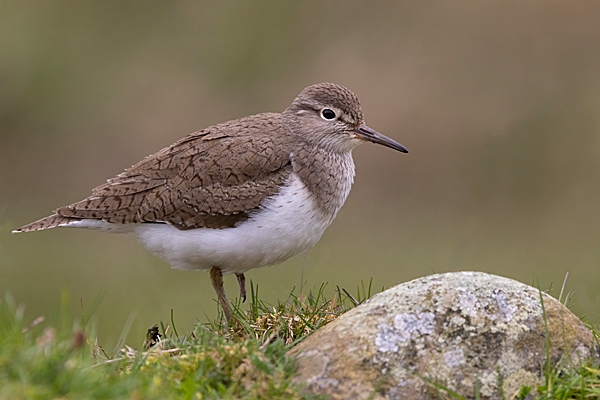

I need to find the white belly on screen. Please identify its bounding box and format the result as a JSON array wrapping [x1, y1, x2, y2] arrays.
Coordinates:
[[133, 174, 337, 274]]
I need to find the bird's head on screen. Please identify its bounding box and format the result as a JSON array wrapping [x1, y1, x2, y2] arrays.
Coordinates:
[[282, 83, 408, 154]]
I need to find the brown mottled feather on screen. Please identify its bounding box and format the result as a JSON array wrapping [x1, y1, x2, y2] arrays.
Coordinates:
[[15, 214, 82, 233], [17, 113, 294, 232]]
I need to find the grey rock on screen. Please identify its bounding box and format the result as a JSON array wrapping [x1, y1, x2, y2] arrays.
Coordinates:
[[291, 271, 599, 399]]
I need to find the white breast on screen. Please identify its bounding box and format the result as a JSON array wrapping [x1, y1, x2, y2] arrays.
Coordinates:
[[133, 174, 339, 274]]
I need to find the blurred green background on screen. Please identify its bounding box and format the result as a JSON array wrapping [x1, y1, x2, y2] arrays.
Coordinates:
[[2, 1, 600, 348]]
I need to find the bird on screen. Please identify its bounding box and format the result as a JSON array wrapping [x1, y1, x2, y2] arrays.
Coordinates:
[[13, 83, 408, 322]]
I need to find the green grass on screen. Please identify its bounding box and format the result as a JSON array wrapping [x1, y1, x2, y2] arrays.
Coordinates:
[[0, 282, 372, 400], [1, 281, 600, 400]]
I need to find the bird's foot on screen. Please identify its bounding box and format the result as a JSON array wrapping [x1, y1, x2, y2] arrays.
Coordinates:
[[210, 266, 232, 323], [235, 273, 246, 303]]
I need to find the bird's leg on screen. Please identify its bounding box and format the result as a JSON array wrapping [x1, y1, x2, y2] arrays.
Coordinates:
[[235, 273, 246, 303], [210, 267, 232, 323]]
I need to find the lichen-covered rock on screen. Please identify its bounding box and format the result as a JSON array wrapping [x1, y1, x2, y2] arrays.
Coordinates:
[[291, 271, 599, 399]]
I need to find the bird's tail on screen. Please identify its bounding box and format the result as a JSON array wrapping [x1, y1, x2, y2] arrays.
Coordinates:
[[12, 214, 82, 233]]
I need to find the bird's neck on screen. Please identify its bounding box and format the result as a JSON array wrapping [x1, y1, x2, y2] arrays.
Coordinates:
[[291, 145, 356, 218]]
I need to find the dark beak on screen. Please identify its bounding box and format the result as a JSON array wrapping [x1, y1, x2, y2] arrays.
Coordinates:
[[354, 124, 408, 153]]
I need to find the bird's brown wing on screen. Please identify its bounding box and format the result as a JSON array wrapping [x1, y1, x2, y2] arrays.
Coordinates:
[[36, 114, 293, 231]]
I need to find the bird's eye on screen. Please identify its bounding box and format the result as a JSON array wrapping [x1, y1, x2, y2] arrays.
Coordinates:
[[321, 109, 336, 120]]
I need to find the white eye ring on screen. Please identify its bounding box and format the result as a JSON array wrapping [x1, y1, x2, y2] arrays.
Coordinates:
[[321, 108, 337, 120]]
